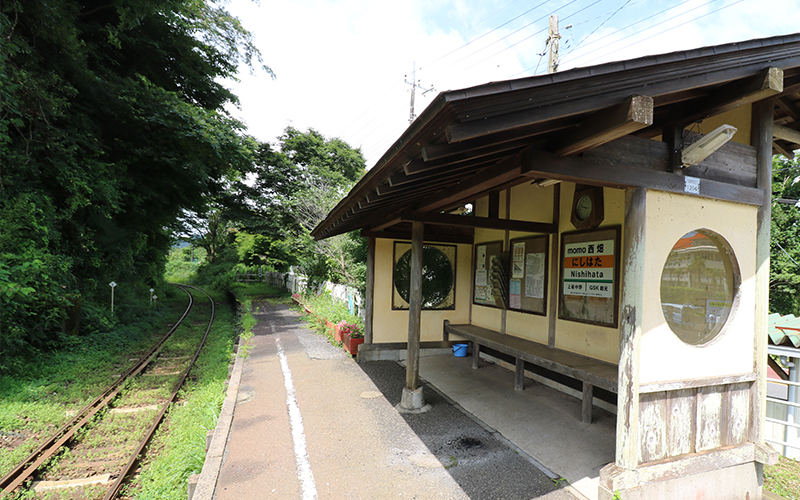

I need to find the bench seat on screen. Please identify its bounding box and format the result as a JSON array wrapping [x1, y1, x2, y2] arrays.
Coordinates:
[[444, 321, 618, 423]]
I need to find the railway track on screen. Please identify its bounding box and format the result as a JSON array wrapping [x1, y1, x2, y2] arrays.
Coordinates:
[[0, 284, 216, 499]]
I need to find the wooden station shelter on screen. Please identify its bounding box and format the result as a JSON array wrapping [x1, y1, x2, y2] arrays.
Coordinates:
[[312, 34, 800, 499]]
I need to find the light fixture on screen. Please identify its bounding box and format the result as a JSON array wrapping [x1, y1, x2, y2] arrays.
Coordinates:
[[681, 124, 737, 167], [535, 178, 561, 187]]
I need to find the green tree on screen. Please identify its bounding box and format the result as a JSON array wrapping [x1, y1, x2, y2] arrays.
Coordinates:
[[0, 0, 265, 354], [249, 127, 367, 290], [770, 155, 800, 314]]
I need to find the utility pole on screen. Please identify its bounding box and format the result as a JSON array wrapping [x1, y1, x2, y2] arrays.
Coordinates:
[[547, 15, 560, 74], [404, 63, 435, 124]]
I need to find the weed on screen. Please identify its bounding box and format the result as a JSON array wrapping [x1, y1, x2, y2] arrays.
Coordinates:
[[444, 456, 458, 469]]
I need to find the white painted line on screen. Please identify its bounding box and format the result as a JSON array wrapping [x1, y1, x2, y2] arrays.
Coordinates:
[[276, 336, 318, 500]]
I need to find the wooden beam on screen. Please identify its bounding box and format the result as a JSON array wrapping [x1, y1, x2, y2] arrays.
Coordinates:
[[773, 140, 795, 159], [662, 67, 783, 129], [773, 124, 800, 145], [359, 229, 474, 244], [776, 96, 800, 121], [551, 95, 653, 156], [519, 136, 765, 206], [400, 210, 558, 234]]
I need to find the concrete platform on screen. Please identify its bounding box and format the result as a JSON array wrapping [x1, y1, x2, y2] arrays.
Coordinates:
[[203, 302, 614, 500], [417, 354, 617, 500]]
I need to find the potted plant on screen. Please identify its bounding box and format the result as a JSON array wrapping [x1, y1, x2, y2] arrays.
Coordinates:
[[340, 321, 364, 355]]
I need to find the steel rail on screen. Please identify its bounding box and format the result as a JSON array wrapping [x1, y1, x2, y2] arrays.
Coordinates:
[[0, 285, 195, 494], [103, 284, 216, 499]]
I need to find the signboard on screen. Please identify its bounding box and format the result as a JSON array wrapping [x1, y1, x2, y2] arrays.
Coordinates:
[[473, 241, 504, 308], [507, 235, 549, 315], [559, 227, 620, 327]]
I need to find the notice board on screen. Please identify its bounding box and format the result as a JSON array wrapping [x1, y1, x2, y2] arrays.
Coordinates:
[[559, 227, 620, 327], [473, 241, 506, 309], [508, 235, 549, 315]]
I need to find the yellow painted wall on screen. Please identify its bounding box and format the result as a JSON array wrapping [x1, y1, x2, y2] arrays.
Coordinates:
[[638, 190, 757, 384], [473, 182, 625, 363], [700, 107, 752, 146], [371, 238, 472, 343], [553, 183, 625, 363]]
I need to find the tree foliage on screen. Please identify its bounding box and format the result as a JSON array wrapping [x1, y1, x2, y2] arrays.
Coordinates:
[[247, 127, 367, 290], [770, 155, 800, 315], [0, 0, 263, 354]]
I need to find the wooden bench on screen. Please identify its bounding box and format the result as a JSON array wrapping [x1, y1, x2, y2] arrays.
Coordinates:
[[444, 320, 618, 424]]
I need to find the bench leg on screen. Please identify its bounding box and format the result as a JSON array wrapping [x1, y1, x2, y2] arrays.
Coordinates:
[[581, 383, 594, 424], [515, 357, 525, 391], [472, 342, 480, 369]]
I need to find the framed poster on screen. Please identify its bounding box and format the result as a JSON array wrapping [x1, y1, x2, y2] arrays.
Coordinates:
[[508, 235, 549, 315], [559, 227, 621, 327], [473, 241, 506, 309], [392, 242, 456, 310]]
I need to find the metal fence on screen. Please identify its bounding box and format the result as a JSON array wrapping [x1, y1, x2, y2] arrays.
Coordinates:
[[235, 270, 364, 318], [766, 377, 800, 457]]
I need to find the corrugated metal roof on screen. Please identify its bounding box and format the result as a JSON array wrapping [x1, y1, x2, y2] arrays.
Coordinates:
[[768, 313, 800, 348], [313, 33, 800, 241]]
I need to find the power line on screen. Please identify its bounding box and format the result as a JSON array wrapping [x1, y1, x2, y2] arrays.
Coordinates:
[[421, 0, 554, 71], [566, 0, 744, 68]]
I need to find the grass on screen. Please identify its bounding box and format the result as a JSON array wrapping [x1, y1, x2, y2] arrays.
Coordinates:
[[765, 455, 800, 499], [0, 301, 179, 480]]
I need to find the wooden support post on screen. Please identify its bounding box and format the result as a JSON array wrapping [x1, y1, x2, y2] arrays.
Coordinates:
[[472, 342, 480, 369], [405, 221, 424, 392], [615, 186, 647, 469], [548, 184, 561, 348], [364, 236, 375, 344], [515, 358, 525, 391], [751, 98, 774, 445], [582, 383, 594, 424]]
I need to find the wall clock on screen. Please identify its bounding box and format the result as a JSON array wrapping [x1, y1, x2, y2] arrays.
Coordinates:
[[571, 185, 604, 230]]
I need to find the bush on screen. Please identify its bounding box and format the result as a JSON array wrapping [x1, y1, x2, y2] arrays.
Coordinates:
[[299, 290, 362, 337]]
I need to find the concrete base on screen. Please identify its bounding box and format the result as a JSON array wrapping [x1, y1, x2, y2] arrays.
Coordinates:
[[599, 456, 762, 500], [357, 342, 456, 362], [396, 386, 432, 414]]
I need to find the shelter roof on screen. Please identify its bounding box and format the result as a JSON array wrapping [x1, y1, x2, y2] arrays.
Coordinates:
[[313, 33, 800, 241]]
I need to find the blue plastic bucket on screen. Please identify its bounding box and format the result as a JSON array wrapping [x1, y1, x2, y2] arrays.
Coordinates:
[[453, 344, 469, 357]]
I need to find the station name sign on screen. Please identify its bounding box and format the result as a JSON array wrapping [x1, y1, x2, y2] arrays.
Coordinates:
[[563, 239, 615, 298]]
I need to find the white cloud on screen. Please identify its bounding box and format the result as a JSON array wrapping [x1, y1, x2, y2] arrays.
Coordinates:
[[224, 0, 798, 168]]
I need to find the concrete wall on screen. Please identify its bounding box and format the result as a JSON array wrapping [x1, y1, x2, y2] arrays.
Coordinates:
[[638, 191, 757, 384]]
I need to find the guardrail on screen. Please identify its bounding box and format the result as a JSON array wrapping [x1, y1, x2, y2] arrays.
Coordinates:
[[766, 377, 800, 456], [235, 270, 363, 318]]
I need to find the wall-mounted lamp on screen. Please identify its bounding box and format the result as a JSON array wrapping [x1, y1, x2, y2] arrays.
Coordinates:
[[681, 124, 737, 167], [535, 178, 561, 188]]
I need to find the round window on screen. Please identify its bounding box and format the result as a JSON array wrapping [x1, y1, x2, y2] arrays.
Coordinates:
[[394, 246, 454, 309], [660, 230, 739, 345]]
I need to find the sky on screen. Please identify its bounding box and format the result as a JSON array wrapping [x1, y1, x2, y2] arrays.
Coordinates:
[[223, 0, 799, 169]]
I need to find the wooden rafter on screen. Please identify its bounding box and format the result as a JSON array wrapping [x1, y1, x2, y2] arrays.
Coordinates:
[[660, 67, 783, 130], [550, 95, 654, 156], [774, 124, 800, 145]]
